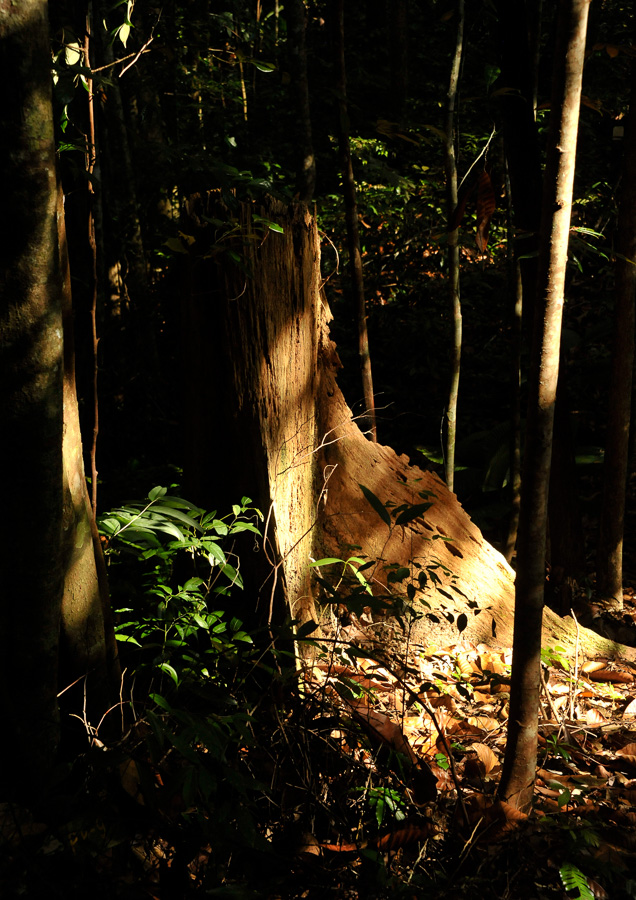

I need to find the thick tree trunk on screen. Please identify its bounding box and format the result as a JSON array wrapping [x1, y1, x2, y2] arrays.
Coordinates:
[[180, 195, 634, 669], [0, 0, 65, 798], [181, 198, 324, 629], [499, 0, 591, 813]]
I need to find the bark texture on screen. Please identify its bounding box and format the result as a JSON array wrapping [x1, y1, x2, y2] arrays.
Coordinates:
[[182, 197, 324, 627], [0, 0, 65, 797], [443, 0, 464, 492], [180, 196, 635, 669], [499, 0, 591, 812], [59, 184, 120, 717]]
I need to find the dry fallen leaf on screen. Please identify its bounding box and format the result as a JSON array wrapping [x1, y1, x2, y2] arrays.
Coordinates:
[[616, 742, 636, 764], [586, 708, 608, 726], [623, 697, 636, 718], [471, 742, 499, 773]]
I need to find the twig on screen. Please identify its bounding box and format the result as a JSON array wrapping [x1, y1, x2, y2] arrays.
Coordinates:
[[119, 34, 155, 77], [539, 664, 571, 744], [570, 607, 581, 721], [91, 47, 152, 74]]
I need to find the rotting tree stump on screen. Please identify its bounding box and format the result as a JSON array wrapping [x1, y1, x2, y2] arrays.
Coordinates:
[[181, 195, 636, 663]]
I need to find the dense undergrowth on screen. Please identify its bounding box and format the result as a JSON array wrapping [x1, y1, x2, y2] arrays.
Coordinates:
[[2, 487, 636, 898]]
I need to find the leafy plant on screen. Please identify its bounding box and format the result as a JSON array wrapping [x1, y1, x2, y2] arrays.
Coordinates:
[[99, 487, 263, 687], [352, 785, 407, 828], [559, 862, 594, 900]]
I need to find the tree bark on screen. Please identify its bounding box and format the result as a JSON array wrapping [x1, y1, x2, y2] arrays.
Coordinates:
[[179, 196, 634, 670], [0, 0, 65, 797], [596, 55, 636, 610], [499, 0, 591, 812], [444, 0, 464, 492], [58, 182, 120, 724], [181, 197, 324, 630]]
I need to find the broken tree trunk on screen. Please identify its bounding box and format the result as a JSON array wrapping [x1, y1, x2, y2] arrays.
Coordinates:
[[180, 195, 635, 663]]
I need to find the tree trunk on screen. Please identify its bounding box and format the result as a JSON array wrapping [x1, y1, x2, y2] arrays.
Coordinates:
[[179, 195, 634, 670], [499, 0, 591, 812], [181, 197, 324, 630], [333, 0, 377, 442], [444, 0, 464, 492], [0, 0, 65, 798], [58, 182, 120, 724], [596, 54, 636, 610]]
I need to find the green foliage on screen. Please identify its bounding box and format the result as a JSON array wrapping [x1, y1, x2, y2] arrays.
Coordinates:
[[351, 785, 406, 828], [559, 862, 594, 900], [99, 487, 262, 686]]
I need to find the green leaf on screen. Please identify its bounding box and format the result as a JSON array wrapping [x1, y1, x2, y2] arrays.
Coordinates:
[[559, 862, 594, 900], [220, 563, 243, 589], [158, 662, 180, 687], [149, 692, 172, 712], [229, 521, 261, 536], [203, 541, 227, 565], [394, 502, 432, 526], [118, 21, 131, 47], [358, 484, 392, 527], [148, 486, 167, 501], [297, 620, 319, 638], [309, 557, 344, 567], [115, 634, 141, 646], [250, 59, 276, 73], [151, 505, 202, 531]]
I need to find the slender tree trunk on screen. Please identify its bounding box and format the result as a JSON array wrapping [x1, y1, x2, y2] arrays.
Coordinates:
[[444, 0, 464, 492], [495, 0, 542, 558], [333, 0, 377, 442], [504, 226, 523, 563], [287, 0, 316, 202], [58, 182, 120, 724], [499, 0, 590, 812], [596, 58, 636, 610], [0, 0, 65, 798]]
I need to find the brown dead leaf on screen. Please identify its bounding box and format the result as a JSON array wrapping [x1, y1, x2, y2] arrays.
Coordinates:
[[464, 795, 528, 840], [586, 669, 633, 684], [616, 742, 636, 764], [467, 715, 500, 733], [472, 690, 492, 704], [376, 823, 435, 851], [582, 661, 607, 674], [296, 832, 321, 858], [119, 759, 145, 805], [471, 743, 499, 773], [586, 708, 608, 726], [349, 704, 419, 763], [623, 697, 636, 718]]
